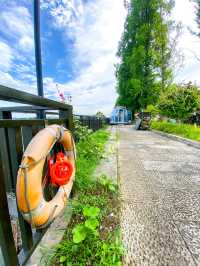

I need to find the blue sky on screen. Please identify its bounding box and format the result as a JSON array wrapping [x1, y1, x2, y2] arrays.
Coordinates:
[[0, 0, 200, 115]]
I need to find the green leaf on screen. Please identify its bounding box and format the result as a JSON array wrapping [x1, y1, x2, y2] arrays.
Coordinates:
[[99, 175, 108, 186], [67, 262, 73, 266], [71, 245, 79, 253], [93, 229, 99, 237], [83, 206, 100, 218], [103, 243, 109, 251], [108, 184, 117, 192], [114, 262, 121, 266], [85, 218, 99, 230], [72, 225, 87, 243], [59, 256, 67, 263]]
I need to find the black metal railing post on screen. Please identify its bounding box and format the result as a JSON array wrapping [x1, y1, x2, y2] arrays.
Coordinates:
[[0, 150, 19, 266], [0, 111, 13, 191]]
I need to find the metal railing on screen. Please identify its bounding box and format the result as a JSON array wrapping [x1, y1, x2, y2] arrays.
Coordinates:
[[0, 85, 105, 265], [74, 115, 104, 131]]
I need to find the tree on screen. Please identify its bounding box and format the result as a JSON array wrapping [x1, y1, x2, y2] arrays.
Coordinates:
[[116, 0, 174, 113], [194, 0, 200, 37], [154, 0, 175, 90], [157, 82, 200, 120], [95, 112, 106, 119]]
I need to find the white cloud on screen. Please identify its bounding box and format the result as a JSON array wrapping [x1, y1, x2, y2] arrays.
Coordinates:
[[0, 41, 13, 71], [19, 36, 34, 52], [0, 5, 34, 52], [0, 70, 36, 94], [0, 3, 36, 95], [44, 0, 126, 115], [41, 0, 83, 29]]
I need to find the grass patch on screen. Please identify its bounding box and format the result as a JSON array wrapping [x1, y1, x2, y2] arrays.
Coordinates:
[[74, 129, 110, 191], [151, 121, 200, 142], [43, 129, 123, 266]]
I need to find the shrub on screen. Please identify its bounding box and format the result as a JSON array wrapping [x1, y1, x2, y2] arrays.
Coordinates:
[[74, 118, 93, 142], [144, 105, 159, 117], [157, 83, 200, 120]]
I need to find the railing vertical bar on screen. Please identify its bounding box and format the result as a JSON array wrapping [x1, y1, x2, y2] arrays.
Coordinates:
[[32, 123, 45, 137], [7, 128, 19, 188], [21, 126, 33, 148], [59, 110, 68, 129], [0, 112, 13, 191], [89, 117, 92, 130], [67, 108, 73, 132], [0, 147, 19, 266]]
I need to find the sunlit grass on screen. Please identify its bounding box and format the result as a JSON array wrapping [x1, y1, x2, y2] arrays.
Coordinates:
[[151, 121, 200, 142]]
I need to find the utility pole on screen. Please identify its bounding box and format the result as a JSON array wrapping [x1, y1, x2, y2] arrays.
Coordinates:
[[34, 0, 43, 97], [34, 0, 44, 118]]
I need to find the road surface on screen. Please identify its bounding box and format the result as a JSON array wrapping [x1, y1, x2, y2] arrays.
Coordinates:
[[119, 126, 200, 266]]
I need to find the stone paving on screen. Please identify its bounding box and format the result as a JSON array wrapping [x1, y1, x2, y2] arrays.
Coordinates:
[[118, 126, 200, 266]]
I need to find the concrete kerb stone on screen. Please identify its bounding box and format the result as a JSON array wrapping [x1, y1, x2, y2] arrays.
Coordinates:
[[152, 129, 200, 150]]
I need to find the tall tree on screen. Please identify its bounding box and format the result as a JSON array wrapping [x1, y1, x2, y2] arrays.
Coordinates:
[[194, 0, 200, 37], [154, 1, 175, 90], [116, 0, 174, 113]]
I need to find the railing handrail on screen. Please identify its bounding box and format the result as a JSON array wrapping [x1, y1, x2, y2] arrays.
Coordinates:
[[0, 106, 55, 113], [0, 85, 72, 110]]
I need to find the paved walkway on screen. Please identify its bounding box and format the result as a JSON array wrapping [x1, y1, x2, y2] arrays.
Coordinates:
[[119, 126, 200, 266]]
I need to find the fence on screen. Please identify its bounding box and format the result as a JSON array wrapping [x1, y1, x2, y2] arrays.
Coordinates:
[[74, 115, 104, 131], [0, 85, 105, 266]]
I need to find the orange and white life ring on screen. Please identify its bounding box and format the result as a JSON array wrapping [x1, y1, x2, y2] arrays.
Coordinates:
[[16, 125, 76, 228]]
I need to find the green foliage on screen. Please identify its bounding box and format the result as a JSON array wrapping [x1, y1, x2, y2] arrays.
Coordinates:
[[49, 179, 123, 266], [85, 218, 99, 231], [72, 224, 87, 244], [151, 121, 200, 142], [193, 0, 200, 37], [116, 0, 174, 112], [157, 83, 200, 120], [96, 111, 106, 119], [75, 129, 109, 191], [99, 175, 118, 193], [72, 206, 100, 244], [145, 105, 159, 117], [74, 118, 93, 142], [83, 206, 100, 218]]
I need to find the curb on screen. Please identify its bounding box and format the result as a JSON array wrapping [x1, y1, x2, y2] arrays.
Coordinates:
[[26, 205, 72, 266], [151, 129, 200, 150]]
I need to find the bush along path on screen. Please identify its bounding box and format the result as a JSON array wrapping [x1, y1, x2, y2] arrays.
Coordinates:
[[43, 127, 123, 266]]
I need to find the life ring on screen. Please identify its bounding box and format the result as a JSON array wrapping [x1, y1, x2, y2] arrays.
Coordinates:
[[16, 125, 76, 228]]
